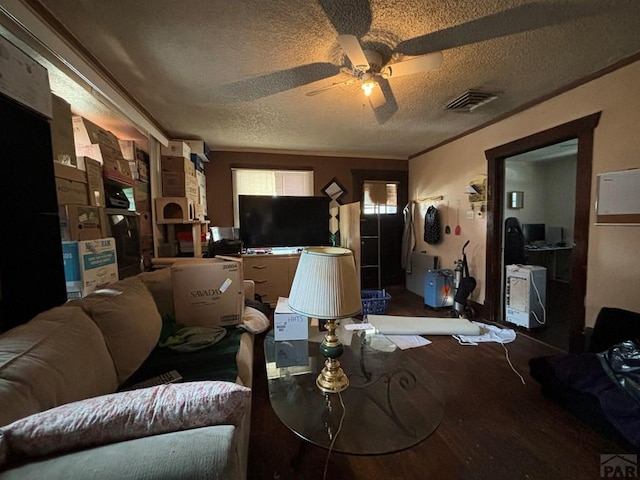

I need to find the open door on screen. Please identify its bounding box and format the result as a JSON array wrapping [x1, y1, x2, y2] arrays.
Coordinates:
[[484, 113, 601, 353]]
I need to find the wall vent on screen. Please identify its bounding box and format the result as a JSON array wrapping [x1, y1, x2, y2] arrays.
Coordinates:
[[445, 89, 498, 112]]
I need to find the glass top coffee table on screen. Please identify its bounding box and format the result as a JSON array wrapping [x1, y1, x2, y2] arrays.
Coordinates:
[[264, 320, 444, 455]]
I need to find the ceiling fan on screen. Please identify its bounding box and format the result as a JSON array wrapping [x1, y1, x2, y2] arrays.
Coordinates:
[[306, 34, 443, 108]]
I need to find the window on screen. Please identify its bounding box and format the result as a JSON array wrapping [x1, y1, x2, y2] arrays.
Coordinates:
[[362, 181, 398, 214], [232, 168, 314, 226]]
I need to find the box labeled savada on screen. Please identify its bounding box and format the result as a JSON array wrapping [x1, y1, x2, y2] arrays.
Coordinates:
[[172, 258, 244, 327]]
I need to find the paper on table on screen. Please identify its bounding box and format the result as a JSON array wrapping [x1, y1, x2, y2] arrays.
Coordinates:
[[385, 335, 432, 350]]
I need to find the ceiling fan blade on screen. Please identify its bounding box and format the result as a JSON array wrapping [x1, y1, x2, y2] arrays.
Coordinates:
[[319, 0, 371, 38], [337, 34, 370, 71], [368, 83, 386, 109], [381, 52, 443, 79], [306, 78, 356, 96]]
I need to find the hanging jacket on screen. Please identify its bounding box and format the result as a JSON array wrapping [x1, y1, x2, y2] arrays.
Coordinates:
[[424, 205, 442, 244], [401, 202, 415, 272]]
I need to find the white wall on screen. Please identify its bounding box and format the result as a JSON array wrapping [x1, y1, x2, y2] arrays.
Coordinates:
[[505, 156, 576, 243], [410, 60, 640, 327]]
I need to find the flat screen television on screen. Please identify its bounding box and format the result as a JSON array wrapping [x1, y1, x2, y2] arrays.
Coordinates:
[[522, 223, 546, 245], [239, 195, 331, 248]]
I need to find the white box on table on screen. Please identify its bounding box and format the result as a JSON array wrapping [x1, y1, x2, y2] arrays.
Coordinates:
[[172, 258, 244, 327], [274, 297, 308, 341]]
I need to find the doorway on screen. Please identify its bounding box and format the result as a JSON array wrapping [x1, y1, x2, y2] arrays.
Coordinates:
[[484, 113, 601, 353], [352, 169, 408, 288], [503, 141, 577, 350]]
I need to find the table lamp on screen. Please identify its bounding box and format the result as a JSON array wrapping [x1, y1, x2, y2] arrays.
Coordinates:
[[288, 247, 362, 393]]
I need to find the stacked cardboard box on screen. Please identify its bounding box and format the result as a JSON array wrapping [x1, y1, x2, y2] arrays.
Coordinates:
[[54, 162, 88, 206], [72, 116, 133, 186], [119, 140, 150, 182], [76, 156, 106, 207], [62, 237, 119, 299], [50, 94, 77, 167], [157, 141, 204, 226], [120, 140, 151, 266]]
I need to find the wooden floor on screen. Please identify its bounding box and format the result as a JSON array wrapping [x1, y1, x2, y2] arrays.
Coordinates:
[[247, 287, 623, 480]]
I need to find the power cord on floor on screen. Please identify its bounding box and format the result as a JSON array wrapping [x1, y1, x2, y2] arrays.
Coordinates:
[[322, 391, 346, 480], [499, 341, 526, 385]]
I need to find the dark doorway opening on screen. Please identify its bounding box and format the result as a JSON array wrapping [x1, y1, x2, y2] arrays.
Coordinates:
[[352, 169, 408, 289]]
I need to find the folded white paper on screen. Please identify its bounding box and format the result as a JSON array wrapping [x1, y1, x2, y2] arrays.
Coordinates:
[[386, 335, 432, 350]]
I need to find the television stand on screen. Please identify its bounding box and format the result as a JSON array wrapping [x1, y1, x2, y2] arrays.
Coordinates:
[[242, 250, 301, 306]]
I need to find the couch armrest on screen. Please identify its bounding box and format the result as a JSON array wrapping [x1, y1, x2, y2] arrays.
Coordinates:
[[588, 307, 640, 353]]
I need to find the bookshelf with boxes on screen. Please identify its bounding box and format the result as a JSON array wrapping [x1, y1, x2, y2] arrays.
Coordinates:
[[51, 94, 150, 298], [155, 140, 209, 258]]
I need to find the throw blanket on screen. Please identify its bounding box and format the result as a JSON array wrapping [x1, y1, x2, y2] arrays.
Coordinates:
[[121, 327, 244, 388], [548, 341, 640, 449]]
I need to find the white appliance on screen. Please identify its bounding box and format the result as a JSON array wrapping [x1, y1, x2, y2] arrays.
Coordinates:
[[505, 265, 547, 329]]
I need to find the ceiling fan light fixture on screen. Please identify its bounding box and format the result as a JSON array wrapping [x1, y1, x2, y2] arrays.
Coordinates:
[[361, 80, 376, 97]]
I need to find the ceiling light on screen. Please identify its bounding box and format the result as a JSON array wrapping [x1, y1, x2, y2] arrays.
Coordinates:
[[361, 80, 376, 97]]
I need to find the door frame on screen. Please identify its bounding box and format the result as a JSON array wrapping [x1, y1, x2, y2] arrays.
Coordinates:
[[351, 169, 409, 287], [484, 112, 601, 352]]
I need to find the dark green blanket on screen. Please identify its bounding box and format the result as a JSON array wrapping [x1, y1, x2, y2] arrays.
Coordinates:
[[120, 325, 244, 389]]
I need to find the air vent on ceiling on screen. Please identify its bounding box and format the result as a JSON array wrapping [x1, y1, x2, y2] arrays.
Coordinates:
[[445, 89, 498, 112]]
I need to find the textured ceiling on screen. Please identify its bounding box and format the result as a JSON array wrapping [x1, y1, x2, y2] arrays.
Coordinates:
[[25, 0, 640, 159]]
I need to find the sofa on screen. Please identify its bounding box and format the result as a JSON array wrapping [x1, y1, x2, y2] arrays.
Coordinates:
[[529, 307, 640, 452], [0, 267, 262, 479]]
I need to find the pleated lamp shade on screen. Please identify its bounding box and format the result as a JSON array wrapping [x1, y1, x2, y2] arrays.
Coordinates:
[[288, 247, 362, 320]]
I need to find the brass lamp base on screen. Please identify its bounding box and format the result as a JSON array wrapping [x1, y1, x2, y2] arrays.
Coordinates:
[[316, 318, 349, 394], [316, 358, 349, 393]]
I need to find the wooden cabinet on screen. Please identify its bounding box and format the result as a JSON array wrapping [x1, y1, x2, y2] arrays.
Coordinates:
[[243, 254, 300, 306]]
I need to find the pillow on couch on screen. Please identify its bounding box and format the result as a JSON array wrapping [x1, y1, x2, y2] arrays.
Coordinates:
[[0, 306, 118, 427], [0, 381, 250, 468], [70, 276, 162, 384]]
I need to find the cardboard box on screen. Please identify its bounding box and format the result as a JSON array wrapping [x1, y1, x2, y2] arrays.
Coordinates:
[[137, 160, 149, 183], [54, 162, 86, 183], [161, 155, 195, 175], [172, 258, 244, 327], [81, 157, 106, 207], [72, 116, 121, 151], [155, 197, 196, 222], [196, 170, 207, 213], [0, 34, 52, 118], [118, 140, 149, 162], [190, 153, 205, 173], [161, 140, 190, 158], [177, 139, 209, 162], [102, 157, 134, 185], [59, 204, 104, 241], [54, 162, 88, 205], [50, 94, 77, 167], [127, 159, 149, 182], [162, 171, 199, 199], [138, 211, 153, 251], [75, 143, 128, 168], [274, 297, 309, 341], [62, 237, 119, 299], [133, 180, 150, 213], [55, 178, 88, 205], [195, 204, 206, 220]]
